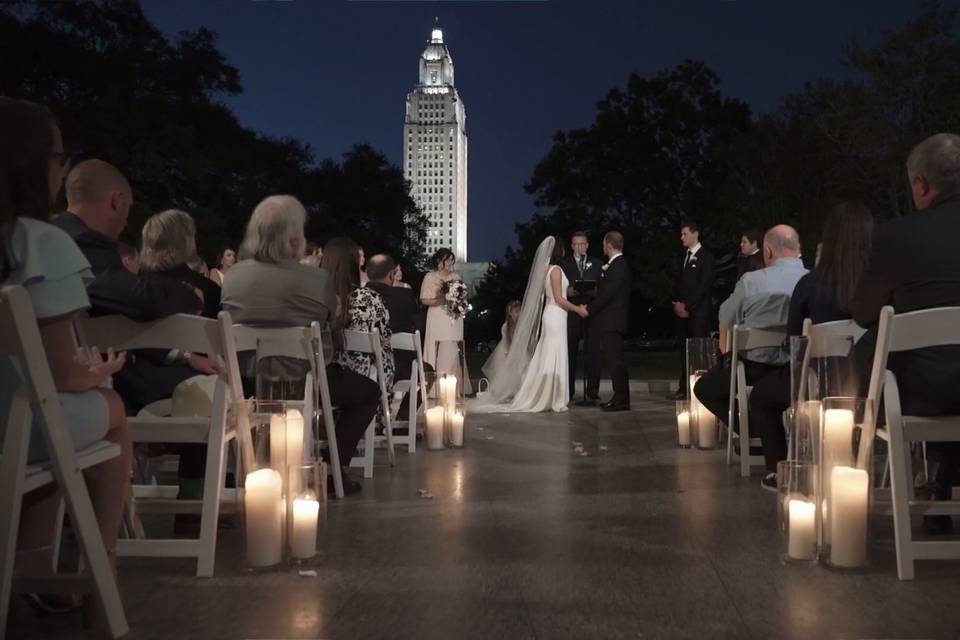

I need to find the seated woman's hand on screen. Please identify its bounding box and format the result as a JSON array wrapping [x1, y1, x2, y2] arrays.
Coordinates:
[[75, 346, 127, 378]]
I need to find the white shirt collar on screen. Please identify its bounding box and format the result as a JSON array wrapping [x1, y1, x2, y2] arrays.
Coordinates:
[[608, 252, 623, 263], [688, 243, 702, 256]]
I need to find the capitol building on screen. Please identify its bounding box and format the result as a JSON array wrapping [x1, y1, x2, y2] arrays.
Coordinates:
[[403, 27, 469, 262]]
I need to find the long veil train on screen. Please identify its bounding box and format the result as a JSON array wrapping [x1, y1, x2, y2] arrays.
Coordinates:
[[474, 236, 556, 408]]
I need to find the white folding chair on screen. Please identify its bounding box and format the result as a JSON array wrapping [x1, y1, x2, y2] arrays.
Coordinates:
[[389, 331, 428, 453], [785, 318, 865, 461], [726, 325, 787, 477], [859, 305, 960, 580], [74, 313, 233, 577], [0, 286, 128, 638], [343, 329, 395, 478], [219, 317, 344, 499]]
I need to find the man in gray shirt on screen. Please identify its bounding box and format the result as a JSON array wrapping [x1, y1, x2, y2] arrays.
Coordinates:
[[693, 225, 808, 449]]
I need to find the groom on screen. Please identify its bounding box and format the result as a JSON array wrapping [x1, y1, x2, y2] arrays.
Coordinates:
[[577, 231, 632, 412]]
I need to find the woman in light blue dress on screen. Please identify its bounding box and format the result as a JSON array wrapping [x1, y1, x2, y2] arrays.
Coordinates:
[[0, 98, 132, 601]]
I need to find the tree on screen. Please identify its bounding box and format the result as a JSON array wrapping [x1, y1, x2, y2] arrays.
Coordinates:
[[0, 0, 426, 267]]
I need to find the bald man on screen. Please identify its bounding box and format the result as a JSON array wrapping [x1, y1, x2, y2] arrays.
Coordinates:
[[692, 225, 808, 489], [54, 159, 199, 321]]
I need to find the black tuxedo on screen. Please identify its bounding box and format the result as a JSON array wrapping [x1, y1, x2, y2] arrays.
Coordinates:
[[585, 255, 632, 405], [673, 246, 715, 389], [560, 254, 602, 397], [851, 194, 960, 495]]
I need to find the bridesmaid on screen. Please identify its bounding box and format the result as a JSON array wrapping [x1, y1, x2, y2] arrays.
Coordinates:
[[420, 248, 472, 394], [208, 245, 236, 286]]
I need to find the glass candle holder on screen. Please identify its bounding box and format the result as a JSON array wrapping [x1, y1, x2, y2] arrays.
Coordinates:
[[288, 463, 326, 562], [423, 375, 446, 451], [777, 460, 819, 564], [446, 401, 466, 448], [686, 337, 719, 448], [675, 400, 693, 448], [433, 339, 469, 397]]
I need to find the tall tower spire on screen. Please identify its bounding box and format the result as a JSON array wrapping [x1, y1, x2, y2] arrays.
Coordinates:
[[403, 25, 469, 262]]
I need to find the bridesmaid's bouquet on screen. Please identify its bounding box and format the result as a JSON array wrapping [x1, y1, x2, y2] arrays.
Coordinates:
[[440, 280, 470, 319]]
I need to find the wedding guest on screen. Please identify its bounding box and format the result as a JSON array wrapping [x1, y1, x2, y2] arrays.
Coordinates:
[[693, 225, 808, 485], [672, 222, 715, 399], [221, 196, 378, 495], [366, 254, 430, 417], [300, 240, 322, 267], [140, 209, 221, 319], [357, 245, 369, 286], [391, 262, 413, 289], [322, 238, 395, 392], [208, 246, 235, 286], [851, 132, 960, 530], [420, 247, 472, 393], [561, 231, 601, 401], [748, 203, 873, 488], [0, 97, 132, 604], [54, 161, 214, 416], [117, 241, 140, 274]]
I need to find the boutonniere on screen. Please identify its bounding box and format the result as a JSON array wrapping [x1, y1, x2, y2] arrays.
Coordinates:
[[585, 261, 593, 269], [601, 264, 610, 272]]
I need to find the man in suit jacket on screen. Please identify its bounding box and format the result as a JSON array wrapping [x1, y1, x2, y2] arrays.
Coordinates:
[[560, 231, 603, 400], [672, 222, 715, 398], [580, 231, 632, 411], [851, 133, 960, 518], [53, 160, 211, 413]]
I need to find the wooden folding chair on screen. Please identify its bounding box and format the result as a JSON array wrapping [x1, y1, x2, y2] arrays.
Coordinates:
[[726, 325, 787, 477], [343, 329, 395, 478], [0, 286, 128, 638], [74, 313, 233, 578], [389, 331, 428, 453], [858, 305, 960, 580], [219, 317, 344, 499]]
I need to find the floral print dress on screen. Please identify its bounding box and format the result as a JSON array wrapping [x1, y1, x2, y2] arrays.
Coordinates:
[[335, 286, 395, 392]]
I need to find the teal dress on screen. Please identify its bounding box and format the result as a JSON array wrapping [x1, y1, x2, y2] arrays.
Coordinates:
[[0, 217, 109, 462]]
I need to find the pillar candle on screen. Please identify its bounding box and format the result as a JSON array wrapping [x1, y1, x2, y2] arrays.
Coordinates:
[[829, 466, 869, 568], [269, 413, 286, 471], [677, 410, 691, 446], [688, 374, 701, 446], [698, 405, 717, 448], [291, 496, 320, 559], [450, 411, 464, 447], [822, 408, 855, 535], [440, 376, 458, 411], [426, 406, 445, 449], [788, 499, 816, 560], [285, 409, 305, 496], [244, 468, 283, 567]]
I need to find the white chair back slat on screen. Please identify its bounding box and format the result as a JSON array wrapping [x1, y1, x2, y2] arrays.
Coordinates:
[[887, 306, 960, 352], [0, 286, 128, 636], [74, 312, 226, 358], [796, 318, 865, 405]]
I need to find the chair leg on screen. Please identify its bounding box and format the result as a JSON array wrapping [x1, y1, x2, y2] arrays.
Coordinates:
[[0, 401, 32, 636], [889, 427, 916, 580], [196, 431, 227, 578], [739, 391, 751, 478]]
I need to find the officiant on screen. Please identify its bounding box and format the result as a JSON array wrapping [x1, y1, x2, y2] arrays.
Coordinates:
[[562, 231, 602, 400]]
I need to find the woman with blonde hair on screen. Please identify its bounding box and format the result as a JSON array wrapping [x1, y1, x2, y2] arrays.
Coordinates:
[[140, 209, 221, 318]]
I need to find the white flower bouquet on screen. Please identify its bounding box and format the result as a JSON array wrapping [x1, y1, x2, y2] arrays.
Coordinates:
[[440, 279, 469, 320]]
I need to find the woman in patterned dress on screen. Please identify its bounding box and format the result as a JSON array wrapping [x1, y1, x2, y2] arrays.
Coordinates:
[[321, 237, 394, 392]]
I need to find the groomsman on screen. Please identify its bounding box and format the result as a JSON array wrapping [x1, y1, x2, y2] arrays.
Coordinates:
[[672, 222, 715, 399], [561, 231, 602, 400]]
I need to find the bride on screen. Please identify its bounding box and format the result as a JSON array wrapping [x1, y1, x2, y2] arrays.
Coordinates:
[[474, 236, 585, 413]]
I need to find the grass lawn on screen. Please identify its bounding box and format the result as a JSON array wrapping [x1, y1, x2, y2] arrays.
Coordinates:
[[465, 349, 681, 382]]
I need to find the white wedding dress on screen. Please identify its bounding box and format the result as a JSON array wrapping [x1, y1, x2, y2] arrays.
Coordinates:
[[507, 265, 569, 412], [473, 237, 570, 414]]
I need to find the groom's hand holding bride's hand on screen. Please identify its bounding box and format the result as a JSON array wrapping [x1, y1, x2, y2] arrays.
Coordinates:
[[575, 305, 589, 318]]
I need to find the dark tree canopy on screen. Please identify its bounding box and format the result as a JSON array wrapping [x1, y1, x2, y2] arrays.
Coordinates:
[[0, 0, 426, 268]]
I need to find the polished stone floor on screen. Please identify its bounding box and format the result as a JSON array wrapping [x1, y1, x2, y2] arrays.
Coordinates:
[[11, 392, 960, 639]]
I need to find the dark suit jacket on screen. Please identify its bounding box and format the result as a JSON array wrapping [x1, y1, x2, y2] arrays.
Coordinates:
[[53, 211, 202, 413], [53, 212, 200, 320], [587, 255, 631, 334], [674, 246, 715, 320], [366, 281, 422, 380], [560, 254, 603, 306], [850, 194, 960, 416]]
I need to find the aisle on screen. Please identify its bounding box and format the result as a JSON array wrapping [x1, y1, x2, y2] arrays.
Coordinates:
[[13, 394, 960, 639]]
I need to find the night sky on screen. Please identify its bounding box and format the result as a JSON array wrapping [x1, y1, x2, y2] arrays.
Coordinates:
[[142, 1, 934, 261]]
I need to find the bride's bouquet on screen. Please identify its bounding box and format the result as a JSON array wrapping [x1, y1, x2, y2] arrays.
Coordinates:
[[440, 279, 470, 320]]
